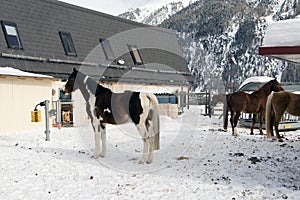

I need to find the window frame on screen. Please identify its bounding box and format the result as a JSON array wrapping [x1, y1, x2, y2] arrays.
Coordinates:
[[1, 21, 23, 49], [59, 31, 77, 56], [128, 44, 143, 65], [100, 38, 115, 61]]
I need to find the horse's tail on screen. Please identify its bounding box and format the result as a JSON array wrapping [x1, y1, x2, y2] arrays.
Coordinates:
[[146, 93, 160, 150], [265, 92, 274, 138], [223, 94, 230, 131]]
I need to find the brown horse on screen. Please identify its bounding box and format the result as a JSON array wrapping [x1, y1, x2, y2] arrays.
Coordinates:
[[265, 91, 300, 140], [224, 78, 284, 136]]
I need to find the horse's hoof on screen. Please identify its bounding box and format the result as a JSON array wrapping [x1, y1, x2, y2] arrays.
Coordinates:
[[232, 133, 238, 137], [138, 160, 145, 165], [146, 160, 152, 164], [270, 137, 277, 141], [278, 138, 284, 142], [250, 132, 254, 135], [233, 127, 239, 136], [100, 153, 106, 158], [91, 155, 99, 159]]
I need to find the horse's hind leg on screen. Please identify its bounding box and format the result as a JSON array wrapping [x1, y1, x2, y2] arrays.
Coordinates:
[[269, 113, 274, 137], [136, 124, 152, 164], [259, 113, 264, 135], [274, 111, 284, 141], [274, 122, 282, 140], [233, 112, 240, 136], [148, 134, 154, 162], [250, 114, 257, 135], [146, 118, 155, 162], [230, 111, 235, 135], [144, 137, 151, 164]]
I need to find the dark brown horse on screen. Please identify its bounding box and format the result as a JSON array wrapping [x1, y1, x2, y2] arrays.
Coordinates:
[[64, 68, 160, 164], [266, 91, 300, 140], [224, 78, 284, 136]]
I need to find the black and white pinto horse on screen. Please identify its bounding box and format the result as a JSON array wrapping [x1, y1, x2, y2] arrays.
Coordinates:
[[63, 68, 160, 164]]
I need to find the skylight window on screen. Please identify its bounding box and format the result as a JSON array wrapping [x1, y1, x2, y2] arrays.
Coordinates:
[[100, 38, 115, 61], [59, 32, 77, 56], [1, 21, 23, 49], [128, 45, 143, 65]]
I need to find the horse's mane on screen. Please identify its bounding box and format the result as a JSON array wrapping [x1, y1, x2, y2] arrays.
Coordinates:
[[252, 79, 275, 95], [95, 84, 112, 96], [77, 71, 112, 96]]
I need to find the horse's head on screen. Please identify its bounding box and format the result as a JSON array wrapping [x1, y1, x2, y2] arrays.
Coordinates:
[[63, 68, 79, 93], [270, 78, 284, 92]]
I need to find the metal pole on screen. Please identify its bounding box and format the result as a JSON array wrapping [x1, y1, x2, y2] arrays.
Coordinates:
[[205, 91, 208, 116], [187, 89, 190, 110], [177, 91, 181, 114], [44, 100, 50, 141], [208, 91, 211, 118], [56, 100, 61, 130]]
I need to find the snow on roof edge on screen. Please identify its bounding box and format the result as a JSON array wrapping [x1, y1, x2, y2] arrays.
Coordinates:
[[0, 67, 53, 79], [238, 76, 274, 90]]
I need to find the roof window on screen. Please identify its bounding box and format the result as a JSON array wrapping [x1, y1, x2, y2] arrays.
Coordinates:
[[59, 32, 77, 56], [128, 45, 143, 65], [100, 38, 115, 61], [1, 21, 23, 49]]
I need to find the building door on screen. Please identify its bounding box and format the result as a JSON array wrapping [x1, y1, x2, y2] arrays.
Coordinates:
[[59, 89, 74, 127]]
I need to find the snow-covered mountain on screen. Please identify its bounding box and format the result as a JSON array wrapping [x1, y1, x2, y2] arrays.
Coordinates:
[[119, 0, 197, 26], [120, 0, 300, 92]]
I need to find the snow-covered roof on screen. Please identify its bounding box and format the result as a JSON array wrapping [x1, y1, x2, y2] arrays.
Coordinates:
[[238, 76, 274, 90], [262, 18, 300, 47], [0, 67, 53, 79], [259, 17, 300, 64]]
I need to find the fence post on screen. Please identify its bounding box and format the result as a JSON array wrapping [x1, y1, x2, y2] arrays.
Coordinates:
[[205, 91, 208, 116], [208, 92, 211, 118]]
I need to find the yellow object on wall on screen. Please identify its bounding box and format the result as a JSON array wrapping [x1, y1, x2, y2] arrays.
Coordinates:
[[31, 110, 41, 122]]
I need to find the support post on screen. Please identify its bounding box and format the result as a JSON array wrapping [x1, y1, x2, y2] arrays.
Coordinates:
[[208, 92, 211, 118], [44, 100, 50, 141], [56, 100, 61, 130], [187, 89, 190, 110]]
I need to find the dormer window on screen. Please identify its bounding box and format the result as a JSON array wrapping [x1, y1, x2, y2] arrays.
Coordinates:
[[59, 32, 77, 56], [1, 21, 23, 49], [100, 38, 115, 61], [128, 45, 143, 65]]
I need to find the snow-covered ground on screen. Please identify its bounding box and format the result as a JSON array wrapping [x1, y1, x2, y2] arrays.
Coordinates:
[[1, 106, 299, 199]]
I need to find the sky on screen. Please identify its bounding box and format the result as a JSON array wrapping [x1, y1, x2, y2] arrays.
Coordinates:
[[59, 0, 169, 15]]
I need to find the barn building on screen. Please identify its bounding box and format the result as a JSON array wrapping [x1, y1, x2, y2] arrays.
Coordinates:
[[0, 0, 191, 133]]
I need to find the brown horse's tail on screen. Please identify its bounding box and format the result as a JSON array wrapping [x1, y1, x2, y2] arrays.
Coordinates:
[[152, 104, 160, 150], [265, 92, 274, 138], [223, 94, 230, 131]]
